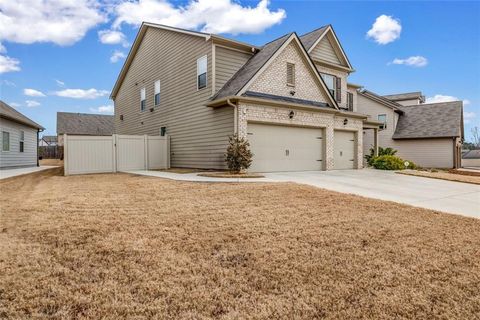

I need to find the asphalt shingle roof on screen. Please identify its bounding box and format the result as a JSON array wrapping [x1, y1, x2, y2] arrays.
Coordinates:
[[212, 33, 292, 100], [383, 92, 425, 102], [392, 101, 463, 139], [0, 100, 44, 129], [57, 112, 114, 135], [298, 25, 329, 51], [462, 150, 480, 159]]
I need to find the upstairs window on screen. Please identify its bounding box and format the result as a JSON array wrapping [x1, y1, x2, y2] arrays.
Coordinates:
[[347, 92, 354, 111], [19, 130, 24, 153], [378, 114, 387, 129], [154, 80, 161, 106], [197, 55, 207, 90], [140, 87, 146, 111], [286, 63, 295, 86], [2, 131, 9, 151], [320, 73, 336, 98]]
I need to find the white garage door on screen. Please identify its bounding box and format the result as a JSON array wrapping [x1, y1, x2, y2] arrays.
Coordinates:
[[247, 123, 323, 172], [334, 130, 355, 169]]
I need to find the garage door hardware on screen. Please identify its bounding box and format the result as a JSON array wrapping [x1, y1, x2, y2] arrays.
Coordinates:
[[350, 139, 354, 141], [317, 160, 323, 161], [316, 137, 323, 139]]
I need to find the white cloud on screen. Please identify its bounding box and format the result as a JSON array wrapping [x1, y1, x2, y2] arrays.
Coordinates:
[[25, 100, 40, 107], [24, 88, 46, 97], [0, 0, 105, 46], [0, 55, 20, 73], [392, 56, 428, 67], [367, 14, 402, 45], [90, 104, 114, 114], [463, 99, 471, 106], [112, 0, 286, 35], [426, 94, 462, 104], [54, 88, 110, 99], [9, 102, 21, 108], [55, 79, 65, 87], [110, 50, 126, 63], [464, 111, 476, 124], [98, 29, 129, 47], [0, 43, 6, 53]]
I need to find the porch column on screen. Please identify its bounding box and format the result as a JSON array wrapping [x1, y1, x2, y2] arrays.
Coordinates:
[[373, 128, 379, 157]]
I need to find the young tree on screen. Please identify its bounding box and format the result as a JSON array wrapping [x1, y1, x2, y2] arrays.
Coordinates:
[[225, 134, 253, 173], [472, 126, 480, 148]]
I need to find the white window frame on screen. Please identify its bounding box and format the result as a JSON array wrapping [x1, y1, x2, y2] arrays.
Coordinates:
[[378, 114, 387, 129], [2, 131, 10, 152], [154, 80, 161, 106], [197, 55, 207, 90], [19, 130, 24, 153], [320, 73, 336, 98], [140, 87, 146, 111]]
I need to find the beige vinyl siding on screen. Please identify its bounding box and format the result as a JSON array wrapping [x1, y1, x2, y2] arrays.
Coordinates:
[[394, 99, 421, 106], [0, 118, 37, 168], [215, 46, 252, 92], [358, 94, 455, 168], [114, 27, 234, 169], [310, 36, 342, 66]]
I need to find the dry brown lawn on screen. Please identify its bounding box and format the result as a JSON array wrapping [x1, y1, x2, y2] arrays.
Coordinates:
[[39, 159, 64, 166], [0, 168, 479, 319], [399, 169, 480, 185]]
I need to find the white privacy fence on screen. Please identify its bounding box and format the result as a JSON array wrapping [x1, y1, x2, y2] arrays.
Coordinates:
[[64, 134, 170, 175]]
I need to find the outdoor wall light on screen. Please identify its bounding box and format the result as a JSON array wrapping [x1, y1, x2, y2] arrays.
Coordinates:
[[343, 118, 348, 126], [290, 90, 296, 96], [289, 110, 295, 119], [160, 127, 167, 136]]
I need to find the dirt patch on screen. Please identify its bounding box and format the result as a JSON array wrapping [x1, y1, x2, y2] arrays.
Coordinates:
[[198, 172, 265, 178], [39, 159, 64, 166], [398, 169, 480, 185], [1, 170, 479, 319]]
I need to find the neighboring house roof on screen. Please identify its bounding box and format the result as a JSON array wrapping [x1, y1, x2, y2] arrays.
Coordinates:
[[358, 90, 404, 114], [392, 101, 464, 140], [42, 135, 57, 143], [0, 100, 44, 130], [383, 92, 425, 103], [57, 112, 114, 136], [462, 150, 480, 159]]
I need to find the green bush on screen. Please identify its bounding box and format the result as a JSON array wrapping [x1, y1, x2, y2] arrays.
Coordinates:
[[365, 147, 397, 166], [225, 134, 253, 173], [372, 155, 406, 170]]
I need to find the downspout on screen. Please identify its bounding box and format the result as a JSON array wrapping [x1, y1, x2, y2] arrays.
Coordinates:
[[227, 98, 238, 134], [36, 129, 40, 167]]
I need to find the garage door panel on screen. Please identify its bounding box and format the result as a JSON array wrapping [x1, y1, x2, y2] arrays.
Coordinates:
[[334, 130, 355, 170], [247, 123, 323, 172]]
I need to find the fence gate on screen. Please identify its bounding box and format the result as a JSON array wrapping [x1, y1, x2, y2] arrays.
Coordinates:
[[64, 134, 170, 175]]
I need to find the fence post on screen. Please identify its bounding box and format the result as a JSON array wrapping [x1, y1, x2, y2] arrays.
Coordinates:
[[64, 134, 68, 176], [166, 135, 171, 169], [112, 134, 117, 173], [144, 135, 148, 170]]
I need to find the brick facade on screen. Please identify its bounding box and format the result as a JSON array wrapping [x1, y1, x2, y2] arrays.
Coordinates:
[[237, 103, 363, 170], [248, 41, 331, 104]]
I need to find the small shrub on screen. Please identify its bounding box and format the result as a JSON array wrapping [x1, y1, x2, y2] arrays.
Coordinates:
[[365, 147, 398, 166], [372, 155, 405, 170], [225, 134, 253, 173]]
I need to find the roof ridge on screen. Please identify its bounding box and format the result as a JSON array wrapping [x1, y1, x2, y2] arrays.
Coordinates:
[[299, 24, 330, 37]]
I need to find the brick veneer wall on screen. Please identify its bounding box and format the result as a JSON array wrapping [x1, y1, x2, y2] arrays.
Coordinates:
[[237, 103, 363, 169]]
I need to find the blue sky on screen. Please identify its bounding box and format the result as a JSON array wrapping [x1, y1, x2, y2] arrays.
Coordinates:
[[1, 0, 479, 141]]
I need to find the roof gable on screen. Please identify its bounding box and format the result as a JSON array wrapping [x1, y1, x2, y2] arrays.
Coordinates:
[[244, 38, 334, 105], [358, 90, 404, 114], [300, 25, 353, 71]]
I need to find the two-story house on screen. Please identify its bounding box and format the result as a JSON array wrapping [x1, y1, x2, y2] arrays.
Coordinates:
[[111, 23, 462, 171]]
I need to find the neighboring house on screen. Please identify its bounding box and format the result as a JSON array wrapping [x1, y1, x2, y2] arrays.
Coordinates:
[[56, 112, 115, 146], [462, 149, 480, 167], [0, 100, 44, 169], [111, 22, 462, 171], [39, 135, 58, 146]]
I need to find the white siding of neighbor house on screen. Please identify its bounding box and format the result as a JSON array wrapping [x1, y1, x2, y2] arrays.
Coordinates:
[[215, 45, 252, 92], [358, 94, 455, 168], [0, 118, 38, 168], [114, 27, 234, 169]]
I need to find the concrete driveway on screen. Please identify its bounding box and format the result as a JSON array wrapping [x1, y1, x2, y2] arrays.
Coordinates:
[[265, 169, 480, 219], [0, 166, 57, 180]]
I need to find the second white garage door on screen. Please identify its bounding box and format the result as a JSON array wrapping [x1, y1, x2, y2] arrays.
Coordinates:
[[247, 123, 324, 172], [334, 130, 355, 169]]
